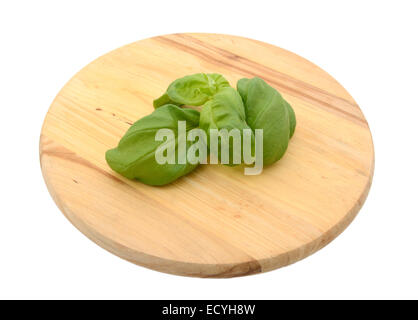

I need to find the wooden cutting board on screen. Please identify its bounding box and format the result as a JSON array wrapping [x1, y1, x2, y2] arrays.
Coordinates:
[[40, 33, 374, 277]]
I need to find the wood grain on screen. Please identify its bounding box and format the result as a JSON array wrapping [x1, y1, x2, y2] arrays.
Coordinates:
[[40, 33, 374, 277]]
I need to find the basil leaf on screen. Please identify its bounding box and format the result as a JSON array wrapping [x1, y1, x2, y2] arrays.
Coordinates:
[[105, 105, 200, 186], [153, 73, 230, 108], [199, 87, 253, 166], [237, 77, 295, 166]]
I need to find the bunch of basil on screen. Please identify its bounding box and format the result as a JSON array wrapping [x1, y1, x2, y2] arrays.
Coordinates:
[[106, 73, 296, 186]]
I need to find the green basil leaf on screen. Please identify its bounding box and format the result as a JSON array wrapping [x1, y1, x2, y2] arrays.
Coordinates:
[[152, 93, 183, 109], [199, 87, 253, 166], [105, 105, 200, 186], [237, 77, 295, 165], [153, 73, 230, 108]]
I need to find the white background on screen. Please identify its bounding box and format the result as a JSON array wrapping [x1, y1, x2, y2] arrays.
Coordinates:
[[1, 0, 417, 299]]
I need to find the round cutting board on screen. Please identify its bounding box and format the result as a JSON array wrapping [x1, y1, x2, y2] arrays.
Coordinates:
[[40, 33, 374, 277]]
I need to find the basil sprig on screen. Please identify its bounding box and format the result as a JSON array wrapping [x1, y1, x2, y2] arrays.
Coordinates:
[[106, 73, 296, 185]]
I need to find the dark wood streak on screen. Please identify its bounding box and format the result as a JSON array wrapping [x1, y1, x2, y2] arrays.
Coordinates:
[[177, 34, 357, 105], [94, 106, 133, 126], [202, 260, 262, 278], [41, 147, 127, 186], [155, 34, 367, 126]]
